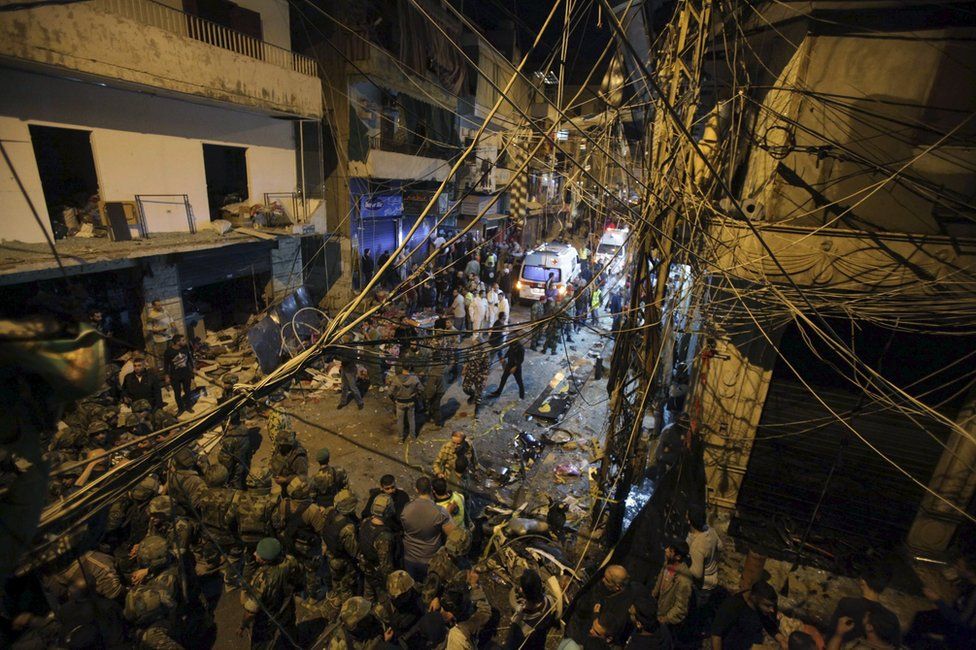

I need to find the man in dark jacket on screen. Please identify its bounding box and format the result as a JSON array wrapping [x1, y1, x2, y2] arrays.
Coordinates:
[[163, 334, 195, 414], [489, 339, 526, 399], [121, 354, 163, 410]]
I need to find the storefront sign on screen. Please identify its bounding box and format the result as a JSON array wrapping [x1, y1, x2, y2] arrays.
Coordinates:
[[360, 193, 403, 218]]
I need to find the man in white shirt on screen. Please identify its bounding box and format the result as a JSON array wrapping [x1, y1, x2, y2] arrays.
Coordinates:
[[498, 292, 510, 322], [468, 290, 486, 333], [687, 505, 723, 606], [433, 231, 447, 249], [486, 284, 500, 326]]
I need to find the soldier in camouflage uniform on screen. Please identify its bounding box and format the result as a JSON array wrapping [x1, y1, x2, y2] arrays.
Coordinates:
[[357, 493, 397, 601], [433, 431, 478, 489], [322, 489, 360, 607], [529, 296, 547, 350], [310, 447, 348, 507], [271, 475, 328, 600], [421, 528, 472, 606], [103, 474, 159, 556], [317, 596, 387, 650], [218, 410, 252, 489], [269, 429, 308, 494], [123, 535, 184, 649], [166, 447, 205, 513], [265, 393, 291, 446], [239, 537, 302, 650], [218, 372, 238, 405], [543, 298, 560, 355], [236, 479, 277, 585], [127, 398, 155, 437], [373, 570, 424, 643], [44, 549, 124, 604], [422, 337, 451, 427], [461, 340, 490, 417], [192, 464, 243, 588]]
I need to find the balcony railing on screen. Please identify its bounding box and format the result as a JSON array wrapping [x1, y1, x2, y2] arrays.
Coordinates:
[[96, 0, 318, 77]]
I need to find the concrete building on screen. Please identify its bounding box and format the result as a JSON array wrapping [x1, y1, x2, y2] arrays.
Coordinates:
[[0, 0, 331, 354], [689, 1, 976, 557]]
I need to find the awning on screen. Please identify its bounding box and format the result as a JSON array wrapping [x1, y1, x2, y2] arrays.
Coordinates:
[[348, 149, 450, 181]]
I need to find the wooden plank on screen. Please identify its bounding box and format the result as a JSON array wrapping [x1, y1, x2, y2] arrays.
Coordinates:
[[234, 227, 278, 241]]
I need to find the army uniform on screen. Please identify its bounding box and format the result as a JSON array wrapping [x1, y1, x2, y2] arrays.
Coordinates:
[[192, 465, 243, 586], [317, 597, 386, 650], [269, 431, 308, 491], [310, 448, 349, 507], [543, 302, 559, 355], [45, 550, 124, 603], [242, 538, 302, 650], [529, 299, 547, 350], [265, 406, 292, 446], [218, 422, 252, 489], [272, 476, 329, 600], [236, 488, 277, 585], [461, 349, 490, 414], [322, 490, 360, 606], [422, 353, 450, 427], [126, 399, 155, 437], [421, 529, 472, 606], [432, 438, 477, 487], [357, 493, 397, 601], [123, 536, 184, 649], [166, 448, 205, 513], [373, 571, 424, 643], [103, 475, 159, 558]]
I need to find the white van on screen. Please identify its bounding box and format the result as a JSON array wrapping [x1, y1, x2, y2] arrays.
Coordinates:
[[516, 243, 580, 302], [594, 228, 629, 275]]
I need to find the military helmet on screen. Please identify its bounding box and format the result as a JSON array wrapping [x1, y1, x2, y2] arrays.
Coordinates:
[[256, 537, 282, 561], [445, 528, 472, 556], [370, 493, 393, 518], [268, 389, 286, 403], [148, 495, 173, 517], [333, 489, 358, 515], [205, 463, 229, 487], [221, 373, 239, 386], [130, 475, 160, 501], [386, 570, 415, 598], [287, 476, 311, 500], [339, 596, 372, 630], [131, 399, 152, 414], [246, 470, 272, 494], [87, 420, 110, 435], [276, 429, 297, 445], [137, 535, 170, 569], [315, 447, 331, 464], [173, 447, 196, 469]]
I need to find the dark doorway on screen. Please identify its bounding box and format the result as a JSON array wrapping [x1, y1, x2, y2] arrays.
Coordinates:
[[202, 144, 248, 220], [29, 125, 100, 240]]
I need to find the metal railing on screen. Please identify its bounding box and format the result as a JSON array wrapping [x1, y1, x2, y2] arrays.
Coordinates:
[[264, 192, 307, 224], [96, 0, 318, 77]]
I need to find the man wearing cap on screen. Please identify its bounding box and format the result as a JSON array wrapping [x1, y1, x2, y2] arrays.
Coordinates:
[[269, 429, 309, 493], [358, 493, 397, 601], [193, 464, 243, 589], [266, 398, 292, 446], [311, 447, 349, 507], [390, 363, 424, 442], [400, 476, 455, 582], [319, 596, 388, 648], [240, 537, 301, 649], [126, 399, 154, 437], [322, 489, 361, 606], [422, 527, 472, 607], [167, 447, 205, 513]]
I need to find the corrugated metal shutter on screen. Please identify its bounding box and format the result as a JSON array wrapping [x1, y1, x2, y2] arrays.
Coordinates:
[[358, 218, 398, 258], [734, 381, 948, 551], [178, 242, 273, 289]]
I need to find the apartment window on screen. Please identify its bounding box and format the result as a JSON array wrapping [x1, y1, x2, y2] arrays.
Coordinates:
[[295, 121, 324, 199], [203, 144, 248, 220], [183, 0, 263, 55], [29, 125, 100, 240]]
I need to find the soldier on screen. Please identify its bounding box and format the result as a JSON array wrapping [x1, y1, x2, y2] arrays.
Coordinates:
[[269, 429, 308, 493], [358, 493, 397, 601], [318, 596, 388, 649], [559, 285, 576, 343], [311, 447, 348, 507], [422, 528, 472, 607], [272, 475, 328, 600], [265, 392, 291, 445], [543, 298, 560, 356], [103, 474, 159, 557], [461, 342, 490, 417], [374, 570, 424, 643], [236, 482, 277, 585], [433, 431, 478, 489], [422, 329, 451, 427], [123, 535, 183, 649], [218, 410, 252, 489], [322, 489, 361, 606], [218, 372, 239, 405], [529, 296, 547, 350], [127, 398, 154, 437], [44, 549, 124, 604], [390, 363, 424, 442], [239, 537, 302, 650], [166, 447, 205, 513], [193, 464, 243, 588]]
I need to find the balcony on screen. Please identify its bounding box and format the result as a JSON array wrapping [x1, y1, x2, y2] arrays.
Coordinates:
[[0, 0, 322, 117]]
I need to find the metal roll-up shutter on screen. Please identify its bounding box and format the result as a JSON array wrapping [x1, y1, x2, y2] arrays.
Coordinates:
[[358, 218, 398, 258], [732, 380, 948, 556], [178, 242, 273, 290]]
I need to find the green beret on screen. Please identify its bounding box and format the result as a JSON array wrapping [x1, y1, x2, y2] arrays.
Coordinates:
[[256, 537, 282, 561], [315, 447, 331, 463]]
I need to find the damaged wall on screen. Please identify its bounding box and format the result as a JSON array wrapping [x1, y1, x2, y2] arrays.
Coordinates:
[[0, 69, 300, 242]]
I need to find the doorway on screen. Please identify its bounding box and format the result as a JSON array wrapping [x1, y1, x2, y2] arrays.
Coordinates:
[[202, 143, 248, 220], [29, 125, 100, 239]]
